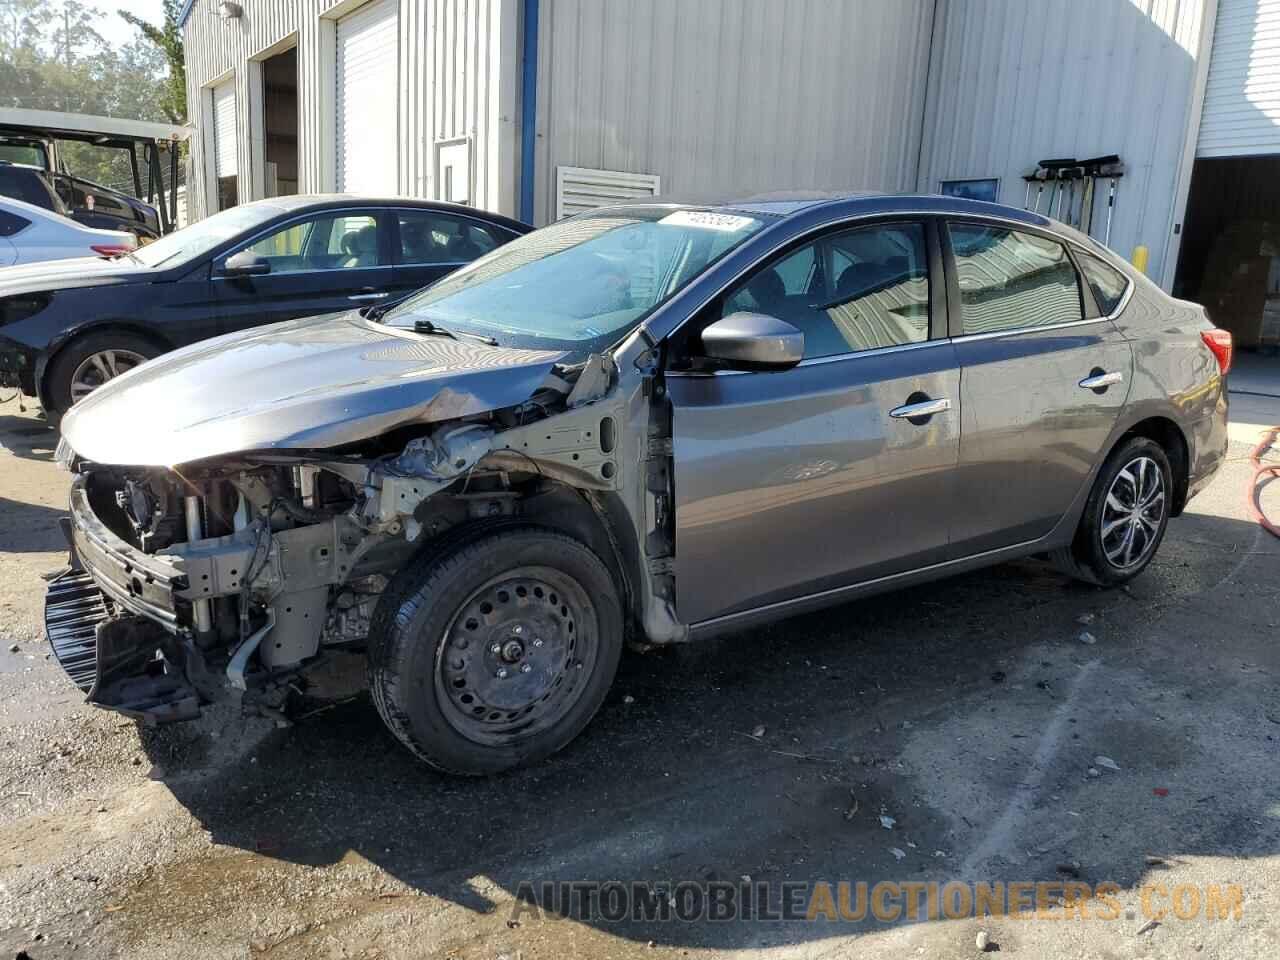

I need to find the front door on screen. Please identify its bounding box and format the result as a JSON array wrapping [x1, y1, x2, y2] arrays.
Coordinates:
[[945, 221, 1133, 555], [667, 220, 961, 625], [213, 209, 393, 334]]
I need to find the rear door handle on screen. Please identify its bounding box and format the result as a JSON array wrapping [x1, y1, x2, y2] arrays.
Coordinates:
[[889, 397, 952, 419], [348, 290, 390, 301], [1078, 371, 1123, 390]]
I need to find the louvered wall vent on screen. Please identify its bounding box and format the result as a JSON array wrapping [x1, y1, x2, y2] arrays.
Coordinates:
[[555, 166, 661, 220]]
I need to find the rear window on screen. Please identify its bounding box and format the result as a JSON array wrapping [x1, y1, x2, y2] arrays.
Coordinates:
[[1077, 252, 1130, 315], [0, 168, 58, 211]]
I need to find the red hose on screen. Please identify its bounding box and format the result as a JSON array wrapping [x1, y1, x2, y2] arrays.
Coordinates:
[[1248, 425, 1280, 539]]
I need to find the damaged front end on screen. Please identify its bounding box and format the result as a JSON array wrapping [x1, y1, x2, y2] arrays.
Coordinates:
[[46, 353, 632, 725]]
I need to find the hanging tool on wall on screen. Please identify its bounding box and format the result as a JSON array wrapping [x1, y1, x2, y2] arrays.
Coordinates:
[[1062, 164, 1086, 226], [1037, 159, 1078, 221], [1022, 166, 1050, 212], [1077, 155, 1120, 239], [1097, 157, 1125, 246]]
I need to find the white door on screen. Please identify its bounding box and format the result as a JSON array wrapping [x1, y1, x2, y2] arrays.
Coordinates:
[[1198, 0, 1280, 157], [212, 79, 238, 205], [336, 0, 399, 193]]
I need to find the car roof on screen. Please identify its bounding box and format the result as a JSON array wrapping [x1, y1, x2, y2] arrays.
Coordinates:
[[233, 194, 531, 232], [623, 191, 1052, 229]]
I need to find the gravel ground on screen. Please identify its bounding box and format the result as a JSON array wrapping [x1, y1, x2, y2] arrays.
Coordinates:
[[1, 393, 1279, 960]]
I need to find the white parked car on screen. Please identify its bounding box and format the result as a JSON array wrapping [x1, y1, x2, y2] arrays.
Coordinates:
[[0, 195, 136, 266]]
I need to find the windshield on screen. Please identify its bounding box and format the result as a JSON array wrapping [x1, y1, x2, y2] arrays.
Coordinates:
[[131, 203, 290, 267], [385, 207, 772, 353]]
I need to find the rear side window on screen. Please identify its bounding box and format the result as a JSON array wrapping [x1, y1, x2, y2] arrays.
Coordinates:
[[1077, 252, 1130, 315], [396, 211, 504, 265], [948, 224, 1083, 335], [0, 209, 30, 237]]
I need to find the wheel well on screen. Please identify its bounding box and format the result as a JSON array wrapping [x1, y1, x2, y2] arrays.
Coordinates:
[[1117, 417, 1190, 516], [517, 482, 639, 619], [39, 323, 173, 408]]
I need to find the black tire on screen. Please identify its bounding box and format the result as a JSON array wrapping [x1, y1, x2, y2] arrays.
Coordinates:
[[367, 525, 623, 775], [46, 330, 160, 416], [1052, 436, 1173, 586]]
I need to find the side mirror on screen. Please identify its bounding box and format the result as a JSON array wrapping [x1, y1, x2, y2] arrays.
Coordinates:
[[221, 249, 270, 277], [701, 312, 804, 369]]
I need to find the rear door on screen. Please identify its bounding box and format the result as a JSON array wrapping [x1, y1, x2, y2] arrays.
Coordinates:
[[212, 208, 394, 334], [667, 219, 961, 625], [946, 220, 1133, 555], [386, 209, 514, 300]]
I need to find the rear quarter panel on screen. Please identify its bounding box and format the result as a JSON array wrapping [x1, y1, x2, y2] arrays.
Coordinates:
[[1108, 271, 1227, 500]]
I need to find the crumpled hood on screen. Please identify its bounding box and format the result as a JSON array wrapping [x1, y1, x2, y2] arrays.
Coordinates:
[[61, 311, 568, 466], [0, 255, 149, 296]]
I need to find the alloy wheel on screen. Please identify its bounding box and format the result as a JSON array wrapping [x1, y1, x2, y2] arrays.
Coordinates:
[[68, 349, 147, 403], [1100, 455, 1166, 570]]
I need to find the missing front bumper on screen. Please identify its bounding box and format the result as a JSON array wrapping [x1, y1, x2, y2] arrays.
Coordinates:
[[44, 570, 203, 724]]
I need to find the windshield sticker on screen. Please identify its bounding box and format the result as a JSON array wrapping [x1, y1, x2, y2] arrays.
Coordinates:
[[658, 211, 758, 232]]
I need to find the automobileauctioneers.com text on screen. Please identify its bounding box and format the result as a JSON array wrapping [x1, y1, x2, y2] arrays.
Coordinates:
[[509, 879, 1244, 925]]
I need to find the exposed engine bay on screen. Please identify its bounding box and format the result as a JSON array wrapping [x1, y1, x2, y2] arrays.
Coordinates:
[[46, 351, 677, 725]]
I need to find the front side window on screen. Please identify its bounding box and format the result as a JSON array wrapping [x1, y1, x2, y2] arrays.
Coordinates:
[[1077, 252, 1130, 315], [396, 211, 504, 264], [386, 208, 770, 354], [949, 224, 1082, 335], [239, 213, 381, 272], [718, 221, 930, 359]]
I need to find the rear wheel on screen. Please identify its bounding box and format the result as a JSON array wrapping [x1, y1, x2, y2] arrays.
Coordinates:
[[1051, 436, 1172, 586], [46, 331, 159, 416], [367, 526, 623, 775]]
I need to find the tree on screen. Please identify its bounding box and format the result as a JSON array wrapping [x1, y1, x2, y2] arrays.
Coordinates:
[[0, 1, 182, 190], [117, 0, 185, 123]]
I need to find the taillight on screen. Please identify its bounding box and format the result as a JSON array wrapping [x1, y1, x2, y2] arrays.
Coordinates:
[[90, 244, 134, 257], [1201, 328, 1233, 376]]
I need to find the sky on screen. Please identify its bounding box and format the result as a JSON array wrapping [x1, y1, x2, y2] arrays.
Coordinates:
[[91, 0, 169, 50]]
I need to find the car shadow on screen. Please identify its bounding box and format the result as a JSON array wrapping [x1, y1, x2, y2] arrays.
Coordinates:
[[137, 510, 1279, 951], [0, 496, 68, 555], [0, 409, 57, 463]]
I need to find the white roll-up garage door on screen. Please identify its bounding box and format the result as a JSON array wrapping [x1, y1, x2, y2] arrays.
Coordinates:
[[336, 0, 398, 193], [1198, 0, 1280, 157], [212, 79, 237, 177]]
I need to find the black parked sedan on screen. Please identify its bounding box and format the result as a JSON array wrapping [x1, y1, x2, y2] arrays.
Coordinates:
[[0, 195, 529, 415]]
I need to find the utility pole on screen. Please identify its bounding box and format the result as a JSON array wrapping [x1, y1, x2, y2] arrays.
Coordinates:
[[61, 2, 71, 68]]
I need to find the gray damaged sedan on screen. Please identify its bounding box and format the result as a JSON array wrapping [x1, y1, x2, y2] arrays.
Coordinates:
[[46, 195, 1231, 774]]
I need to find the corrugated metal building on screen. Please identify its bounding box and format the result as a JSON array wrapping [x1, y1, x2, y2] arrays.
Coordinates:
[[180, 0, 935, 225], [179, 0, 1280, 330]]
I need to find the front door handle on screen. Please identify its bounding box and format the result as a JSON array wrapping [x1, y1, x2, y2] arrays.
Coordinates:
[[348, 290, 390, 302], [1078, 371, 1123, 390], [889, 397, 952, 420]]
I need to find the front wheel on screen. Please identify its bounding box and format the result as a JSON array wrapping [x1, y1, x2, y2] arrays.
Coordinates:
[[1052, 436, 1173, 586], [367, 526, 623, 775], [45, 331, 159, 416]]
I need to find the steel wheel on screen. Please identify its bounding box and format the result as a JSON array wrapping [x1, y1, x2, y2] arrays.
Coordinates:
[[68, 348, 147, 403], [435, 567, 598, 747], [1100, 455, 1166, 570]]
